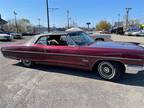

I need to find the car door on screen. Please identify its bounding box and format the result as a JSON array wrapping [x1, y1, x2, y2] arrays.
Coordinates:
[[25, 36, 48, 62], [44, 35, 88, 68]]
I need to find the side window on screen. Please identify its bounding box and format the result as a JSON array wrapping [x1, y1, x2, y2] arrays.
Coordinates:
[[60, 36, 68, 46], [69, 32, 82, 45], [65, 36, 76, 46], [36, 36, 48, 45]]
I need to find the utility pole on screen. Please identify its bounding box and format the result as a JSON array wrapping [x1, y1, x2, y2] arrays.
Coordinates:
[[38, 18, 40, 33], [67, 10, 70, 29], [14, 11, 18, 33], [46, 0, 50, 32], [125, 8, 132, 31], [118, 14, 120, 28]]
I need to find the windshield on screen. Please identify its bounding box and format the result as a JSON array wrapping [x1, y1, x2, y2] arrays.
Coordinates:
[[68, 32, 94, 46], [26, 35, 41, 45]]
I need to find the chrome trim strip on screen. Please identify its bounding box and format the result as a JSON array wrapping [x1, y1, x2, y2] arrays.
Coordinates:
[[4, 49, 143, 62]]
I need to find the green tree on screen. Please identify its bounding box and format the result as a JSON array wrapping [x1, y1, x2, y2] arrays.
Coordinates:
[[96, 20, 111, 31]]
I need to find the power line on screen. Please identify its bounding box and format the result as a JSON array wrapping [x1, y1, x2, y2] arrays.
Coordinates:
[[49, 8, 59, 28], [46, 0, 58, 32], [67, 10, 70, 29]]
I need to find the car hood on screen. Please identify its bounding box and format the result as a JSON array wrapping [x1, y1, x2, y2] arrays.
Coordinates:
[[89, 41, 144, 51]]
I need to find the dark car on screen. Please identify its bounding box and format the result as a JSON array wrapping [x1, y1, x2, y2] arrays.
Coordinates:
[[22, 32, 39, 36], [10, 32, 23, 39]]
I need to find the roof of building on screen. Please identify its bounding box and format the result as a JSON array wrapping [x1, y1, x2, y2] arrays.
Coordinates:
[[0, 14, 7, 25]]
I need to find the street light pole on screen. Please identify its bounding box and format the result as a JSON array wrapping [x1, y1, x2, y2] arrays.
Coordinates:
[[118, 14, 120, 28], [125, 8, 132, 31], [14, 11, 18, 33], [67, 10, 70, 29], [46, 0, 50, 32]]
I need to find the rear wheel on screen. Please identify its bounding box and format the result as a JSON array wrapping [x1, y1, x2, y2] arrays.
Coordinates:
[[21, 59, 34, 67], [97, 61, 123, 81]]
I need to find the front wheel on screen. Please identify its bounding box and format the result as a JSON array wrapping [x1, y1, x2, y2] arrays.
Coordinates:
[[97, 61, 123, 81], [21, 59, 34, 67]]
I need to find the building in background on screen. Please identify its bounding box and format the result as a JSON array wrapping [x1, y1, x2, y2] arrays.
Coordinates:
[[0, 14, 7, 29]]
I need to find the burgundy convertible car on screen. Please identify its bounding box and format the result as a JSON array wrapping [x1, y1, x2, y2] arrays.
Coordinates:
[[1, 29, 144, 81]]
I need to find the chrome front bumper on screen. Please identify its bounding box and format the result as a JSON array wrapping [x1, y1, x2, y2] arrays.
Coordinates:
[[125, 64, 144, 74]]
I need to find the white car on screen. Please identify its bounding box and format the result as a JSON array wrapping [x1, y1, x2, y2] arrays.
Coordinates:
[[130, 30, 144, 36], [131, 31, 140, 36], [125, 30, 142, 36], [138, 30, 144, 36], [0, 33, 13, 40]]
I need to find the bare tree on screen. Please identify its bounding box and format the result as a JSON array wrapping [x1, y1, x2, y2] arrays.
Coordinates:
[[3, 18, 33, 32]]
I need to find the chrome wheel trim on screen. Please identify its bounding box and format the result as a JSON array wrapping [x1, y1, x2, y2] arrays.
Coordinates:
[[22, 60, 32, 67], [98, 62, 116, 80]]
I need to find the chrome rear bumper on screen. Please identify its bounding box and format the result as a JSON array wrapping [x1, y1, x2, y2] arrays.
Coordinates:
[[125, 64, 144, 74]]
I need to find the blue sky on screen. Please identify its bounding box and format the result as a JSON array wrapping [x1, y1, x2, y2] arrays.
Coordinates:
[[0, 0, 144, 27]]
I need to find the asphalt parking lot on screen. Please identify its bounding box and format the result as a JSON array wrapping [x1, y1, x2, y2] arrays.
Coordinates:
[[0, 36, 144, 108]]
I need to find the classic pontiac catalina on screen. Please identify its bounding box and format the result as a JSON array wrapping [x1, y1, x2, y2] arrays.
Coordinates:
[[1, 28, 144, 81]]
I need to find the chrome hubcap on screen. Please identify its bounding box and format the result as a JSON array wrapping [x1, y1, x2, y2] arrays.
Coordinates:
[[22, 60, 31, 67], [98, 62, 115, 80], [103, 67, 110, 73]]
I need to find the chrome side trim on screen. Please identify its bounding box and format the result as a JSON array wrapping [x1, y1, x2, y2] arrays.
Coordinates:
[[4, 49, 143, 62]]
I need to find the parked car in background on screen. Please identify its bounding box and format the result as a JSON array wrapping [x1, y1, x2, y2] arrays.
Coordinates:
[[124, 30, 133, 36], [67, 28, 111, 41], [0, 32, 13, 41], [111, 27, 124, 35], [125, 30, 144, 36], [134, 30, 144, 36], [125, 27, 142, 36], [124, 30, 138, 36], [22, 32, 39, 36], [131, 30, 141, 36], [90, 34, 111, 41], [139, 30, 144, 36], [99, 30, 111, 34], [1, 28, 144, 81], [10, 32, 23, 39]]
